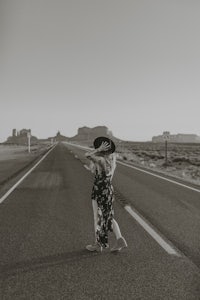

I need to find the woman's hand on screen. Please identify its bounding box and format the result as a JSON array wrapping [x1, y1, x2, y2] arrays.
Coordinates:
[[85, 141, 111, 161], [98, 141, 111, 152]]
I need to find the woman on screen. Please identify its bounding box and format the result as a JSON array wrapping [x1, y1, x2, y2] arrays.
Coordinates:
[[85, 136, 127, 253]]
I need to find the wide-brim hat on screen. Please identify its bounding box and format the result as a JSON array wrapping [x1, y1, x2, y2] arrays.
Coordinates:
[[93, 136, 116, 153]]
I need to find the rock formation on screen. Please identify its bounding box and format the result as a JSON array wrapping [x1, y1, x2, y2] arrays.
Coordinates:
[[6, 129, 38, 145], [70, 126, 113, 141]]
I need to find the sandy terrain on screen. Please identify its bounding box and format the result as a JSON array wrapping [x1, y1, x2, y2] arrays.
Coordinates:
[[0, 145, 36, 160], [69, 139, 200, 186], [117, 141, 200, 186], [1, 141, 199, 187], [0, 144, 51, 160], [0, 143, 52, 185]]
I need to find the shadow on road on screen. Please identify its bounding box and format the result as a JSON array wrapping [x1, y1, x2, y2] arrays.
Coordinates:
[[0, 249, 111, 279]]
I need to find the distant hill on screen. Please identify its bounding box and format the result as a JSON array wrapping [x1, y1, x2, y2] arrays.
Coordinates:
[[45, 131, 69, 143], [69, 126, 121, 146], [43, 126, 120, 146], [4, 126, 121, 146], [152, 133, 200, 143]]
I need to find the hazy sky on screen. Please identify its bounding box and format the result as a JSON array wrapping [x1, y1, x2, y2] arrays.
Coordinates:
[[1, 0, 200, 142]]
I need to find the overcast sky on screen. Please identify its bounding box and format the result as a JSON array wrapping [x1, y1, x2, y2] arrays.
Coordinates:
[[1, 0, 200, 142]]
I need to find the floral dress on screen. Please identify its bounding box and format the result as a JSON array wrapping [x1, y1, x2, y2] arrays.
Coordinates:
[[91, 170, 114, 248]]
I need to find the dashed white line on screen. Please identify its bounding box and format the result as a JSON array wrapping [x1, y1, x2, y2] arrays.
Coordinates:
[[0, 145, 57, 204]]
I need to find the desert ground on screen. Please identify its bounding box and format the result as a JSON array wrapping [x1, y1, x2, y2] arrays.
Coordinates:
[[116, 141, 200, 186], [0, 141, 199, 187], [70, 139, 200, 186], [0, 143, 52, 185]]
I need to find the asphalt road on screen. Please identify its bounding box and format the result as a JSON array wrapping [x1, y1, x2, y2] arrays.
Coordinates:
[[0, 143, 200, 299]]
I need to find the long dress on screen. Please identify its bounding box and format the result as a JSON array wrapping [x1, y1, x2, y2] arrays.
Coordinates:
[[91, 168, 114, 248]]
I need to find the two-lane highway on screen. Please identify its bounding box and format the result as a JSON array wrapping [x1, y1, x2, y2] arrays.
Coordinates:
[[65, 142, 200, 267], [0, 143, 200, 299]]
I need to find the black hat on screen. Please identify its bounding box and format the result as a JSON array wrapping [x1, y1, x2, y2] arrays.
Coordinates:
[[93, 136, 116, 153]]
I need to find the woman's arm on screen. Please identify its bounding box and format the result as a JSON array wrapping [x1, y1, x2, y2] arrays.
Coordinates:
[[85, 148, 102, 163], [84, 161, 96, 173], [85, 148, 99, 157], [85, 141, 111, 163]]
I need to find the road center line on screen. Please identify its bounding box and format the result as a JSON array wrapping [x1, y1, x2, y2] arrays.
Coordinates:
[[0, 145, 57, 204], [125, 205, 180, 256]]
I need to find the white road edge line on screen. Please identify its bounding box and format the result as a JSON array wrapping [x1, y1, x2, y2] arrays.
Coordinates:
[[118, 161, 200, 193], [0, 145, 57, 204], [125, 205, 180, 256], [64, 142, 200, 193]]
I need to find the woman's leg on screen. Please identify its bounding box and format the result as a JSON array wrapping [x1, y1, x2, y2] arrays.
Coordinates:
[[111, 218, 127, 252], [86, 200, 102, 252], [112, 218, 122, 240], [92, 200, 98, 242]]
